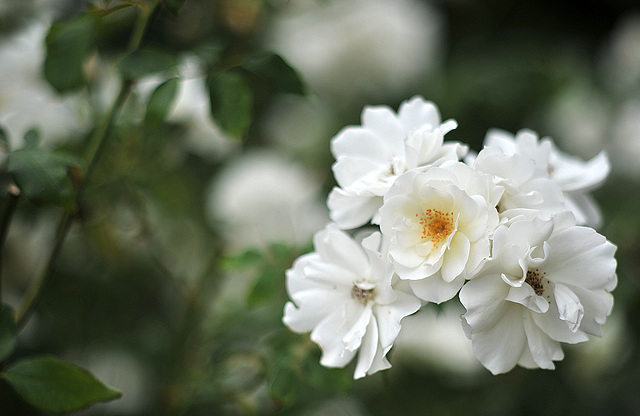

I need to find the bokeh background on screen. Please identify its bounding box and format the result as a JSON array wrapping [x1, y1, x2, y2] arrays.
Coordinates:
[[1, 0, 640, 414]]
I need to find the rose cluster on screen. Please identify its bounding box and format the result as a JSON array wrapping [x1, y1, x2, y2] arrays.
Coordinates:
[[282, 96, 617, 377]]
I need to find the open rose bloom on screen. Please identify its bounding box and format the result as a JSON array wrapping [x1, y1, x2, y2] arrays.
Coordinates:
[[283, 96, 617, 378]]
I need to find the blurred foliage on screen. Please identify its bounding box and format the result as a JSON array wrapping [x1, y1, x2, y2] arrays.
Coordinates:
[[0, 0, 639, 415]]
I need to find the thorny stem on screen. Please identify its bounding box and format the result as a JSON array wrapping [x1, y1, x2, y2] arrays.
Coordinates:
[[0, 184, 21, 303], [14, 1, 160, 330]]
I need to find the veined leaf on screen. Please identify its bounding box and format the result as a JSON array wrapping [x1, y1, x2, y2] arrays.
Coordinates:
[[3, 355, 122, 413], [207, 71, 253, 139], [44, 14, 97, 93], [145, 77, 180, 127]]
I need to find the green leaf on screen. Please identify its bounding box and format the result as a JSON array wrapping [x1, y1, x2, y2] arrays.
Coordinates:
[[44, 14, 96, 94], [243, 52, 305, 95], [247, 267, 282, 307], [3, 355, 121, 413], [23, 128, 40, 149], [118, 48, 179, 79], [7, 147, 79, 208], [207, 71, 253, 139], [0, 126, 9, 152], [0, 305, 16, 362], [162, 0, 186, 14], [145, 78, 180, 127]]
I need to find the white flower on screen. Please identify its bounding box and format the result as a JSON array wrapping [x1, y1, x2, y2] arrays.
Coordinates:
[[379, 161, 503, 303], [266, 0, 445, 105], [283, 224, 421, 379], [484, 129, 610, 227], [205, 151, 328, 250], [328, 96, 464, 229], [472, 145, 565, 224], [459, 213, 617, 374]]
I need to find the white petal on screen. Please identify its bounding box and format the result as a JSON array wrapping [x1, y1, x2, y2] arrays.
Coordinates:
[[284, 287, 350, 329], [375, 291, 422, 348], [328, 187, 381, 229], [410, 273, 465, 304], [470, 303, 527, 374], [397, 96, 440, 131], [362, 107, 406, 154], [441, 233, 470, 282], [342, 306, 374, 351], [546, 225, 617, 290], [553, 283, 584, 332], [332, 157, 388, 189], [523, 313, 562, 369], [460, 274, 510, 334], [331, 127, 394, 162], [505, 285, 550, 314], [314, 224, 370, 275], [531, 298, 589, 344], [354, 317, 379, 379], [312, 308, 358, 368]]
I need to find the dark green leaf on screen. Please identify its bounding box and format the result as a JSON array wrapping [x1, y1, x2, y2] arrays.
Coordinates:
[[0, 305, 16, 362], [3, 355, 122, 413], [247, 267, 282, 307], [23, 128, 40, 149], [44, 14, 96, 93], [243, 52, 305, 95], [7, 147, 79, 208], [162, 0, 186, 14], [0, 126, 9, 152], [207, 71, 253, 139], [118, 48, 179, 79], [145, 78, 180, 127]]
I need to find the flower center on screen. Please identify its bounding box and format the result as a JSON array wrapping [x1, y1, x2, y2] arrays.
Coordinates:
[[525, 269, 548, 296], [351, 282, 376, 304], [417, 209, 455, 246]]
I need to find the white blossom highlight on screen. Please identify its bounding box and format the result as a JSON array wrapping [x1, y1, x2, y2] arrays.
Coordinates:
[[460, 213, 617, 374], [379, 161, 502, 303], [328, 96, 464, 229], [283, 224, 421, 379], [484, 129, 610, 227], [282, 96, 617, 378]]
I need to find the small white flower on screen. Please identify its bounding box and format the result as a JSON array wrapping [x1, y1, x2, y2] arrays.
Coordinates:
[[484, 129, 610, 227], [283, 224, 421, 379], [459, 213, 617, 374], [328, 96, 464, 229], [205, 151, 328, 250], [472, 145, 565, 224], [379, 161, 503, 303]]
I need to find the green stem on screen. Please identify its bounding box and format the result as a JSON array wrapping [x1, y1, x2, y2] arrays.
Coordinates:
[[14, 1, 159, 330], [0, 184, 21, 303]]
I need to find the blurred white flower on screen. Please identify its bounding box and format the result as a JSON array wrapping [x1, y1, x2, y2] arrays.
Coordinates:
[[379, 161, 502, 303], [283, 224, 421, 379], [460, 213, 617, 374], [0, 20, 88, 147], [600, 13, 640, 96], [328, 96, 463, 229], [484, 129, 610, 228], [206, 151, 327, 250], [610, 99, 640, 179], [543, 84, 611, 159], [472, 145, 565, 224], [267, 0, 444, 105]]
